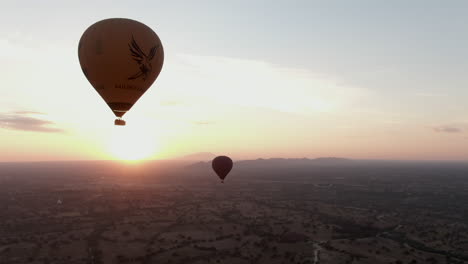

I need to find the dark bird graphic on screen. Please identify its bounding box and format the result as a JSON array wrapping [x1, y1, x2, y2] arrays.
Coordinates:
[[128, 35, 159, 81]]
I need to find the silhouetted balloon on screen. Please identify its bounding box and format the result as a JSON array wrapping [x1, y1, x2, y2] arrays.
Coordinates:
[[212, 156, 233, 183], [78, 18, 164, 125]]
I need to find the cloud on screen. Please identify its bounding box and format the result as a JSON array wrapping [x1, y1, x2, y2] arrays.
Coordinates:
[[13, 110, 45, 115], [433, 126, 463, 133], [0, 112, 64, 133], [160, 54, 368, 115]]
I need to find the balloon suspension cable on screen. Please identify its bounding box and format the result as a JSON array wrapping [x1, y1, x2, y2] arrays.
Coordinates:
[[221, 180, 224, 184]]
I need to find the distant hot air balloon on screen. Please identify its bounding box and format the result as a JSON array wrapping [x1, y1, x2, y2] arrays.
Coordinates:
[[78, 18, 164, 126], [212, 156, 233, 183]]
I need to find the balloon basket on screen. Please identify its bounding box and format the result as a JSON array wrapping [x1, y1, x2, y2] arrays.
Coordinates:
[[114, 119, 126, 126]]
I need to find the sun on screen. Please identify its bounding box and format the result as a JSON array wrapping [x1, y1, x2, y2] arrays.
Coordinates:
[[107, 124, 159, 162]]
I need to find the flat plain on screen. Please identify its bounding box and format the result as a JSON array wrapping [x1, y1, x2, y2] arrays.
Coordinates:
[[1, 159, 467, 264]]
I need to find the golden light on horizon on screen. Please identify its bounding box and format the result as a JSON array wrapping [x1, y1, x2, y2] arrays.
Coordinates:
[[106, 123, 159, 162]]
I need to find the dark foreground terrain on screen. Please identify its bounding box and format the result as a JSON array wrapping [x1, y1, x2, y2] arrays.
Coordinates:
[[1, 158, 468, 264]]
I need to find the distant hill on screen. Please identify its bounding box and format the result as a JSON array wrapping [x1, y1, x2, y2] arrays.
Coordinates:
[[179, 152, 217, 161], [236, 157, 353, 169], [311, 157, 353, 164]]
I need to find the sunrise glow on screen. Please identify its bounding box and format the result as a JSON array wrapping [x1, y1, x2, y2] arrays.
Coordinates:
[[0, 1, 467, 162], [106, 124, 159, 162]]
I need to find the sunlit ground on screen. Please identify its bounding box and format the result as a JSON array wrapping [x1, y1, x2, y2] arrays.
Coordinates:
[[106, 122, 159, 162]]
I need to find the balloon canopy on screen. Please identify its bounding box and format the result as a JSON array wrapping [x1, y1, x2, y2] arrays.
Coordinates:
[[212, 156, 233, 183], [78, 18, 164, 125]]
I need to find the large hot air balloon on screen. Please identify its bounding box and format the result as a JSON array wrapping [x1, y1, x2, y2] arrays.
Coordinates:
[[78, 18, 164, 126], [212, 156, 233, 183]]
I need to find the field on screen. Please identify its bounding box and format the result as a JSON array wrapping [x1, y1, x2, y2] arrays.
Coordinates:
[[1, 159, 468, 264]]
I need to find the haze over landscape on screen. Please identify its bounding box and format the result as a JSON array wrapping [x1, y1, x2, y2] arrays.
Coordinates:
[[2, 158, 468, 263]]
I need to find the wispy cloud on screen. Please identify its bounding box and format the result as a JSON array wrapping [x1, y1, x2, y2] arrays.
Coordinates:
[[0, 112, 64, 133], [13, 110, 45, 115], [433, 126, 463, 133], [164, 54, 368, 115]]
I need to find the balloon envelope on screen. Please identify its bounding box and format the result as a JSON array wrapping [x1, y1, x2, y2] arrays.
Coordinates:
[[212, 156, 233, 182], [78, 18, 164, 121]]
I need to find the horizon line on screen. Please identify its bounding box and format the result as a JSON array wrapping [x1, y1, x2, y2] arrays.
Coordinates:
[[1, 157, 468, 164]]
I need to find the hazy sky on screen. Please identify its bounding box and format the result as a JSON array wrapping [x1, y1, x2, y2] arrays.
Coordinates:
[[1, 0, 468, 161]]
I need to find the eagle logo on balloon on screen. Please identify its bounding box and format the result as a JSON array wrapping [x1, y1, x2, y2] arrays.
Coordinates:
[[128, 36, 159, 81]]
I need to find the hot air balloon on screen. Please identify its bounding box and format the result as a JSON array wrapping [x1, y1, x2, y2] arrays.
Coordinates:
[[212, 156, 233, 183], [78, 18, 164, 125]]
